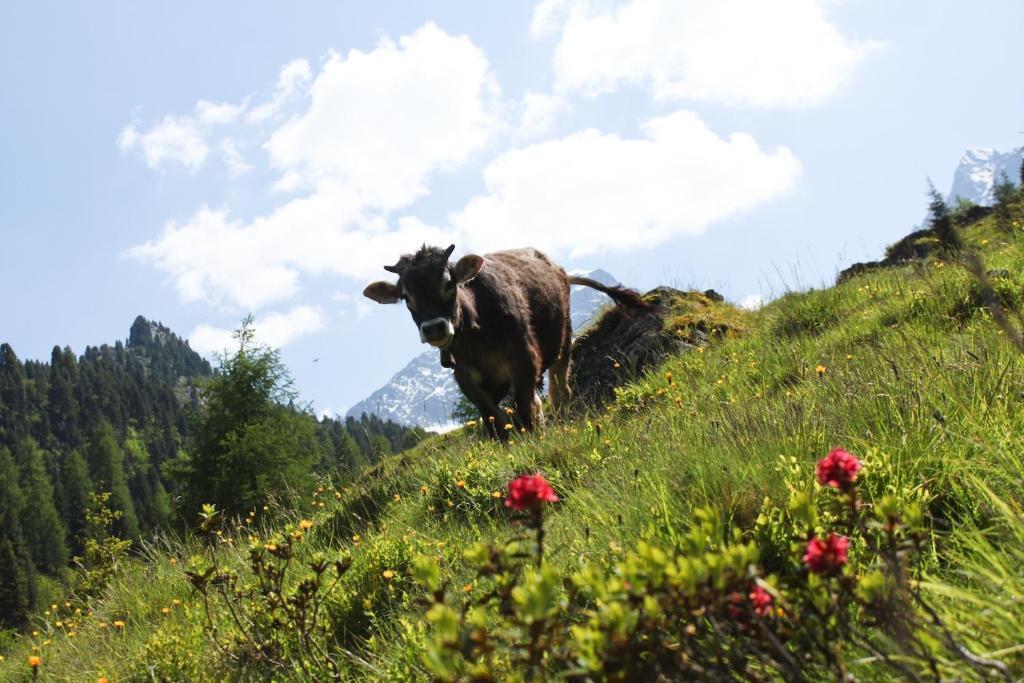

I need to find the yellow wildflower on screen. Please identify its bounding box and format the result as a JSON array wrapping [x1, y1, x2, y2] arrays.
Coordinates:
[[456, 480, 466, 489], [113, 620, 125, 629], [299, 519, 314, 530], [382, 570, 396, 580], [28, 655, 41, 668], [816, 364, 827, 376]]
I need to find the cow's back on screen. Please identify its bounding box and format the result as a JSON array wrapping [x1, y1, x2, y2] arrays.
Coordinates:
[[475, 248, 570, 370]]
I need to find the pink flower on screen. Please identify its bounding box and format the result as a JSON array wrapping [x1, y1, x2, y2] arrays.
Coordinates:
[[816, 448, 862, 490], [505, 474, 559, 511], [803, 532, 849, 575], [749, 585, 774, 617]]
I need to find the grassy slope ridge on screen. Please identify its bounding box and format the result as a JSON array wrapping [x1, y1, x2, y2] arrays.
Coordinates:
[[3, 208, 1024, 680]]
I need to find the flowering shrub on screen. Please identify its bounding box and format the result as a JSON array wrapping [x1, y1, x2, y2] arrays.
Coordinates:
[[816, 447, 862, 491], [803, 532, 849, 575], [410, 448, 1013, 681], [505, 474, 559, 511]]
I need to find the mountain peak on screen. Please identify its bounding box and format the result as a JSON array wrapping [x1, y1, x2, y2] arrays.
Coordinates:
[[948, 146, 1022, 207]]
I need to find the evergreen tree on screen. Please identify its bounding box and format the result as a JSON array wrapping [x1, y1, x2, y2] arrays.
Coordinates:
[[0, 537, 30, 627], [61, 449, 94, 557], [0, 343, 29, 448], [85, 422, 141, 540], [174, 317, 318, 521], [0, 447, 35, 626], [993, 172, 1016, 233], [47, 346, 81, 449], [15, 438, 69, 573], [926, 179, 961, 252]]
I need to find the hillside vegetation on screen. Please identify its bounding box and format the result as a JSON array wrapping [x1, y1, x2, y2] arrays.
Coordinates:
[[0, 317, 427, 634], [2, 199, 1024, 680]]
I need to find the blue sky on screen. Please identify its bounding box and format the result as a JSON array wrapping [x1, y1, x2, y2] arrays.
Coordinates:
[[2, 1, 1022, 417]]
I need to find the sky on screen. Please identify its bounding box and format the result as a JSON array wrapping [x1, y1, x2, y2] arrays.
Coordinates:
[[2, 0, 1023, 418]]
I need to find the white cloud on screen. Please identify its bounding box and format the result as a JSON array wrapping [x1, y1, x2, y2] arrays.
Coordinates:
[[220, 138, 253, 176], [740, 294, 765, 310], [118, 115, 209, 171], [518, 91, 568, 139], [129, 23, 498, 309], [247, 58, 313, 123], [540, 0, 879, 107], [187, 324, 235, 357], [452, 110, 801, 258], [530, 0, 571, 38], [264, 22, 502, 209], [118, 99, 246, 172], [257, 305, 326, 347], [125, 181, 456, 310], [195, 99, 247, 125], [188, 305, 326, 356]]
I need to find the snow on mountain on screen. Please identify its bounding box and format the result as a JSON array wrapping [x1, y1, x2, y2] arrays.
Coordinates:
[[347, 269, 620, 429], [947, 147, 1023, 207]]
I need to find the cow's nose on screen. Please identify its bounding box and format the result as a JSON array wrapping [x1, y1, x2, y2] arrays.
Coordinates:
[[421, 319, 450, 341]]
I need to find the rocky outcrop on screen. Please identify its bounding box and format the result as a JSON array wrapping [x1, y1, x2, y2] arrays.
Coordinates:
[[569, 288, 741, 410]]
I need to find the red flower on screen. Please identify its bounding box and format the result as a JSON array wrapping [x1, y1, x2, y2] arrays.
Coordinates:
[[803, 532, 849, 575], [749, 585, 774, 617], [816, 448, 862, 490], [505, 474, 559, 511]]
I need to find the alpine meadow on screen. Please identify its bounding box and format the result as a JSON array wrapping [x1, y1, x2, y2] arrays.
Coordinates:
[[2, 1, 1024, 681]]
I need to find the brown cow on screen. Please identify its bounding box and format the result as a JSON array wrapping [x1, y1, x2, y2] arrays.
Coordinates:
[[363, 245, 648, 439]]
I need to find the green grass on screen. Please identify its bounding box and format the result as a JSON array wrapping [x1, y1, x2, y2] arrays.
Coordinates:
[[4, 208, 1024, 680]]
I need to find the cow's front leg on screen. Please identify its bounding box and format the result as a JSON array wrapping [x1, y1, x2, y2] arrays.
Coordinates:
[[454, 366, 505, 439]]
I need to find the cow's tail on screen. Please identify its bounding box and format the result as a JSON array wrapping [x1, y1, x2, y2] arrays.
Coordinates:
[[568, 276, 654, 311]]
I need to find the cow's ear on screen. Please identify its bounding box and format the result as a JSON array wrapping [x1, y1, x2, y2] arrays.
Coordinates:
[[363, 281, 401, 304], [453, 254, 484, 284]]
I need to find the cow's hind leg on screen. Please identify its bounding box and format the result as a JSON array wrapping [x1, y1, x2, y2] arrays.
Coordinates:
[[547, 317, 573, 417]]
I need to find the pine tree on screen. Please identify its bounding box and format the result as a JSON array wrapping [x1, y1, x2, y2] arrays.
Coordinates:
[[926, 179, 961, 252], [173, 317, 318, 521], [0, 447, 35, 625], [0, 343, 30, 448], [15, 438, 69, 573], [47, 346, 81, 449], [61, 449, 94, 557], [85, 422, 140, 540], [0, 538, 30, 627], [993, 172, 1015, 233]]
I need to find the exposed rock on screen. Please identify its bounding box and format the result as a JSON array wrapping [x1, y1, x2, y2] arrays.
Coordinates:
[[837, 228, 947, 284], [569, 287, 742, 410]]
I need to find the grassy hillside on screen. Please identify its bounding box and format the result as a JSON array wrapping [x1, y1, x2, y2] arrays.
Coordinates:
[[3, 206, 1024, 681]]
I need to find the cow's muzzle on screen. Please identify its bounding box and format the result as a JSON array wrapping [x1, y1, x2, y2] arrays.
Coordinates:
[[420, 318, 455, 347]]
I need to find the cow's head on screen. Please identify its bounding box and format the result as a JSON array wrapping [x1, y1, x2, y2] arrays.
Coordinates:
[[363, 244, 484, 349]]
